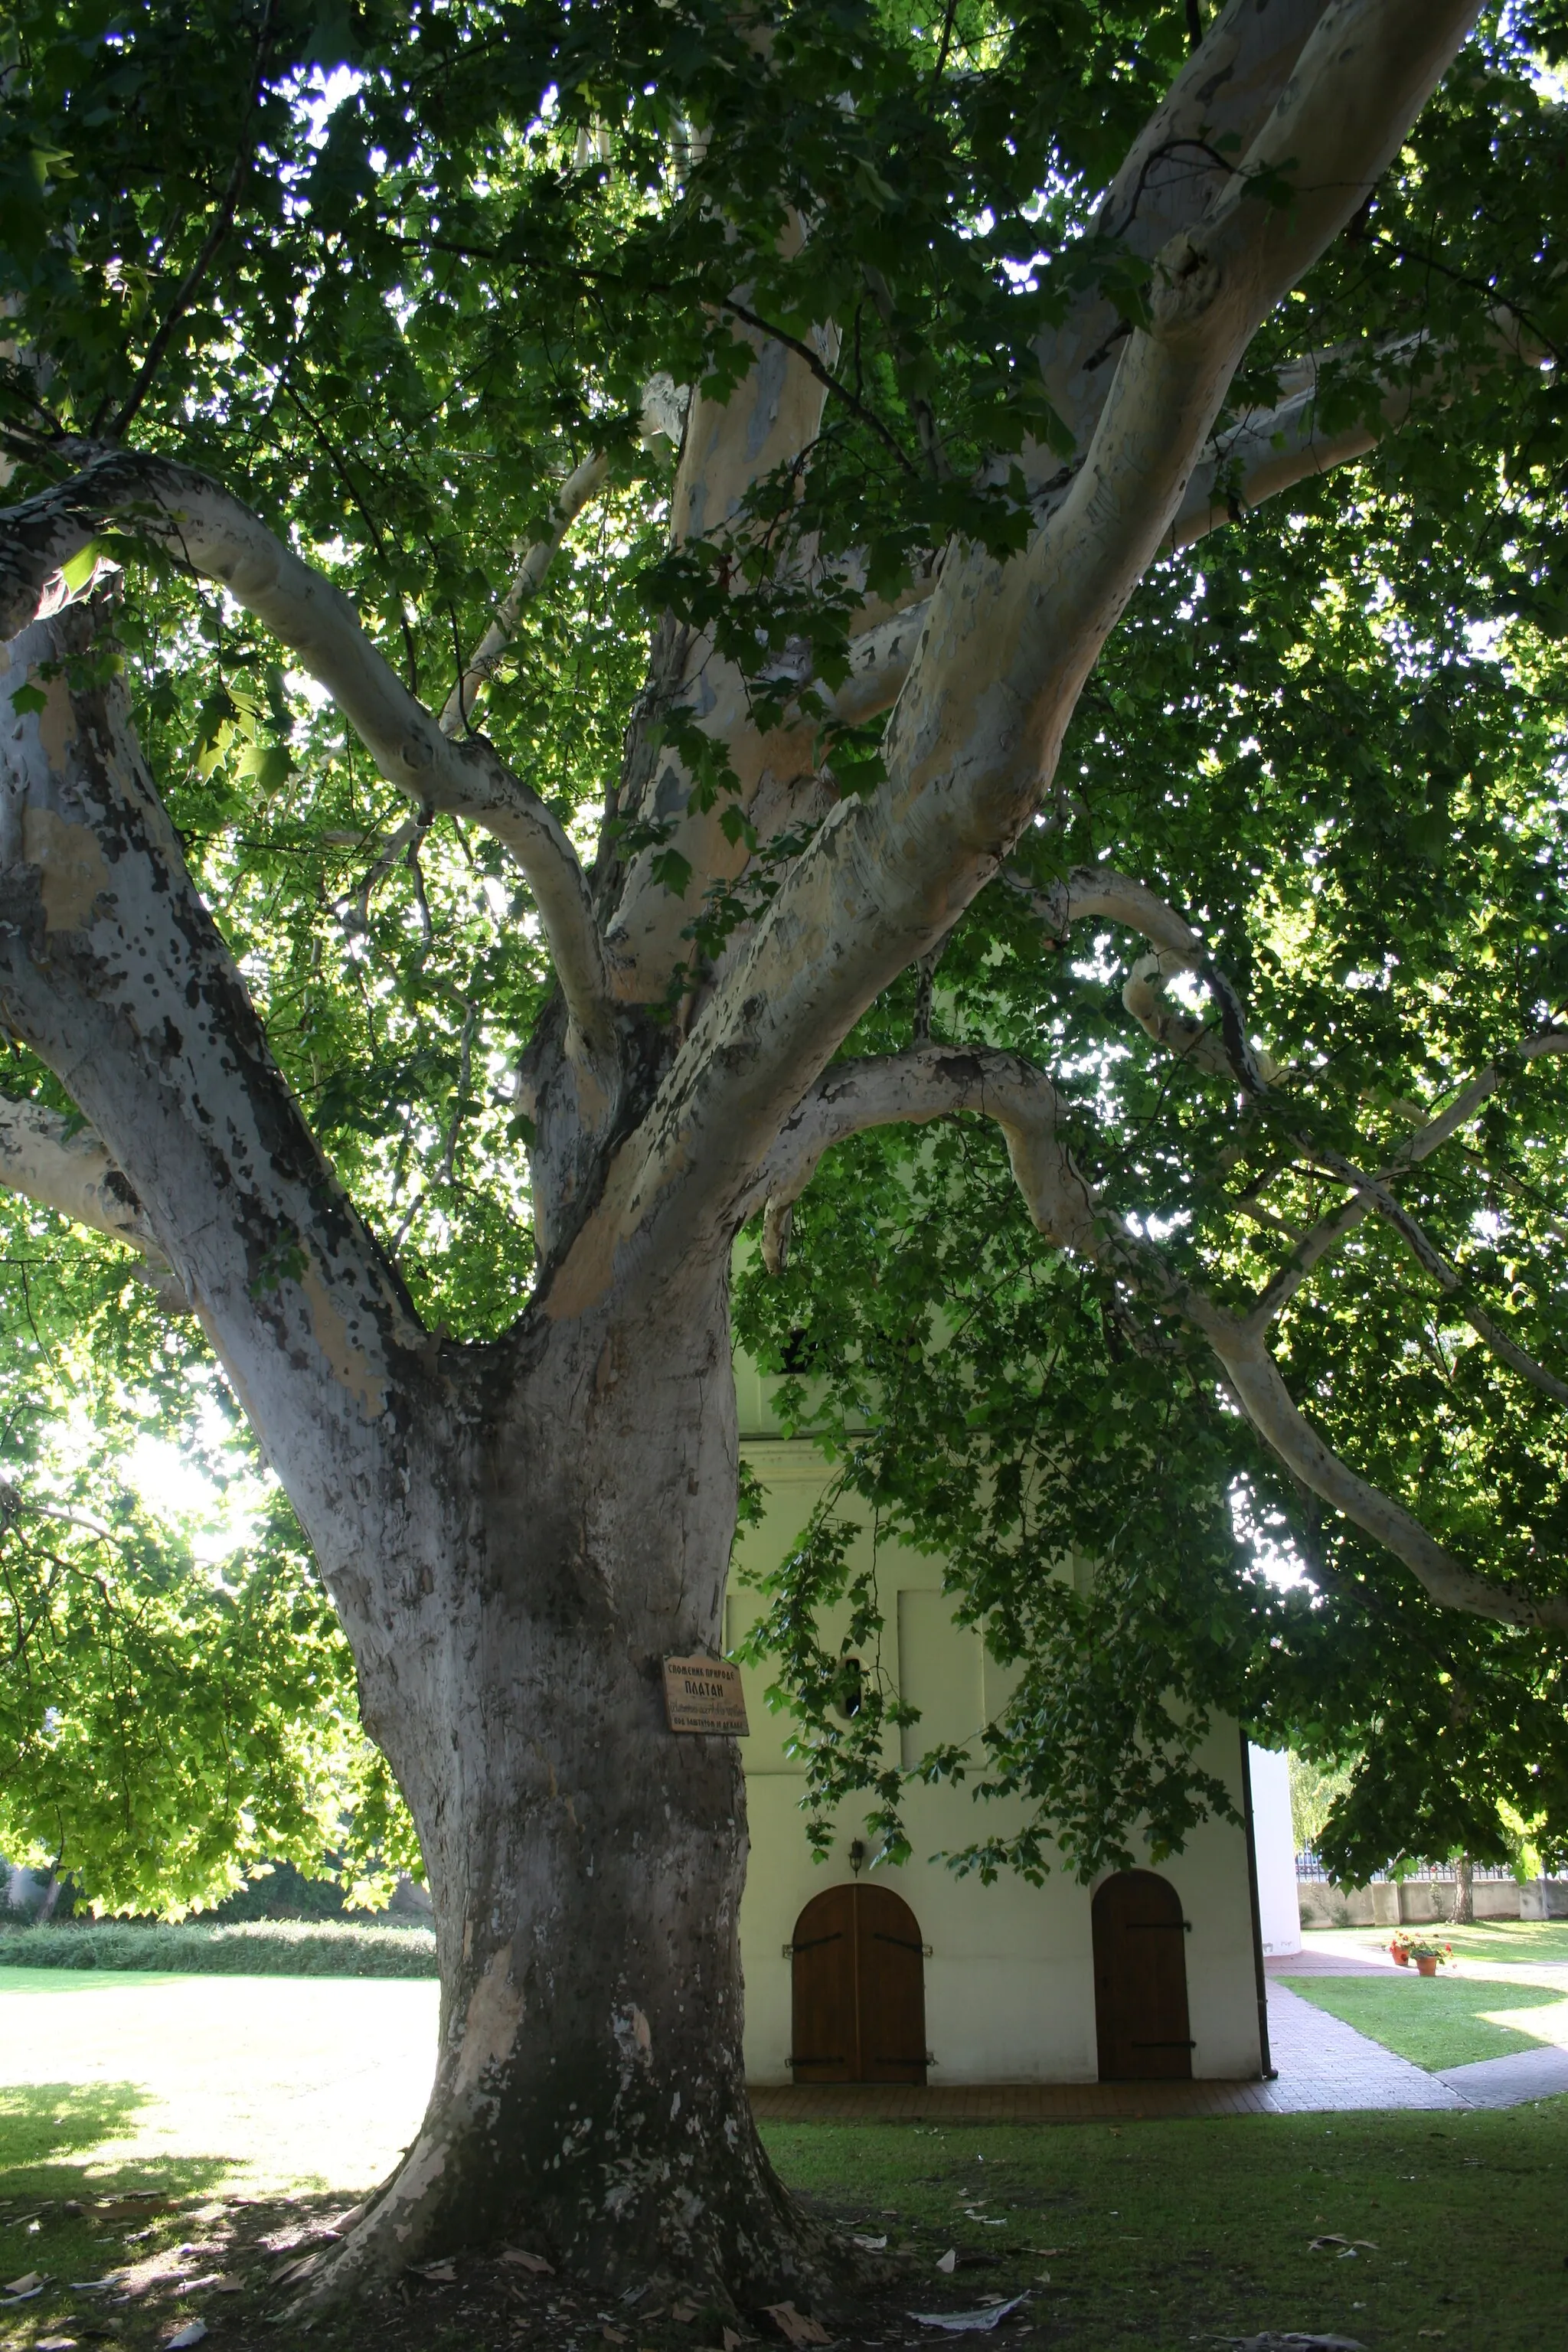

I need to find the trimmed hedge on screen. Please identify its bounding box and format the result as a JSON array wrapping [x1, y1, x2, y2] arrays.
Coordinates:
[[0, 1918, 437, 1978]]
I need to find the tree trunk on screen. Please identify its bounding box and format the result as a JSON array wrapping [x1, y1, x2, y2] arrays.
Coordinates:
[[1452, 1854, 1474, 1926], [308, 1269, 828, 2305]]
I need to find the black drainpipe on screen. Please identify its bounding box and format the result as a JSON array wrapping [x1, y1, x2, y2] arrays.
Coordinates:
[[1240, 1731, 1278, 2080]]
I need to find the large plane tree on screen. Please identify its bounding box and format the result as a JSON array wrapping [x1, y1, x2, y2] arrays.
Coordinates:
[[4, 0, 1568, 2305]]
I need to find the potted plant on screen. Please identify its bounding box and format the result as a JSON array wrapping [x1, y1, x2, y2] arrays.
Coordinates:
[[1407, 1939, 1453, 1977], [1389, 1932, 1414, 1967]]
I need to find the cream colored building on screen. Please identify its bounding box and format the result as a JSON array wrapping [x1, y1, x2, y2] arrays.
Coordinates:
[[730, 1374, 1277, 2088]]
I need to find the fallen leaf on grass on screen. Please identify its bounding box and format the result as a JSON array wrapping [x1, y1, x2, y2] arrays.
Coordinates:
[[1022, 2248, 1067, 2259], [162, 2323, 207, 2349], [1307, 2236, 1377, 2254], [935, 2252, 956, 2275], [906, 2295, 1028, 2334], [1222, 2336, 1366, 2351], [851, 2236, 887, 2252], [413, 2262, 457, 2284], [602, 2327, 629, 2344], [761, 2299, 831, 2345], [37, 2336, 78, 2350], [3, 2271, 46, 2297], [671, 2304, 699, 2325], [722, 2328, 746, 2350], [501, 2248, 554, 2275], [270, 2252, 320, 2288]]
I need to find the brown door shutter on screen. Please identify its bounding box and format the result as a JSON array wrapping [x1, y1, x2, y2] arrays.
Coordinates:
[[856, 1884, 928, 2085], [790, 1886, 858, 2082], [1092, 1870, 1193, 2082], [790, 1883, 929, 2085]]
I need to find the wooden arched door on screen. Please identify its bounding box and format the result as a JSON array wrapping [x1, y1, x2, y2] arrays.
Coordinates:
[[790, 1883, 927, 2084], [1093, 1870, 1194, 2081]]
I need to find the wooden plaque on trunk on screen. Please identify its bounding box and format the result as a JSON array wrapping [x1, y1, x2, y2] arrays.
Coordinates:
[[662, 1654, 750, 1736]]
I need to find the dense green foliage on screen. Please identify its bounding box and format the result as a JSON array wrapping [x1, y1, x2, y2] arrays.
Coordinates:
[[0, 1918, 437, 1975], [3, 0, 1568, 1905]]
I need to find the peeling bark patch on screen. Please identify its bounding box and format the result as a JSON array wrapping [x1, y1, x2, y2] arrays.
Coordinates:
[[21, 806, 110, 933], [34, 674, 78, 773], [298, 1259, 390, 1420], [383, 2132, 452, 2243], [454, 1952, 524, 2096], [614, 2004, 654, 2069]]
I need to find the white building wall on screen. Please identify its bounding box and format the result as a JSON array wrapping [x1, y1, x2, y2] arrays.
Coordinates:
[[730, 1437, 1266, 2085], [1247, 1743, 1302, 1957]]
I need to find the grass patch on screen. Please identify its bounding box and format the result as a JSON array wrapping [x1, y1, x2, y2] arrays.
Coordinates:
[[1426, 1916, 1568, 1963], [0, 2099, 1564, 2350], [759, 2102, 1568, 2350], [1279, 1971, 1568, 2070], [0, 1919, 436, 1978], [0, 1968, 436, 2197], [1308, 1917, 1568, 1962]]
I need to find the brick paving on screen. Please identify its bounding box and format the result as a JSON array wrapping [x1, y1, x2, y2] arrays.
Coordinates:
[[1259, 1981, 1460, 2111], [747, 1979, 1463, 2122]]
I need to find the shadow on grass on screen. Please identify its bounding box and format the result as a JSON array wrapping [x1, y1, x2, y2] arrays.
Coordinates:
[[0, 2081, 224, 2202]]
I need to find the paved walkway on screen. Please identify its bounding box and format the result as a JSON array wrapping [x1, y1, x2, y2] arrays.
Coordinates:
[[750, 1977, 1568, 2122], [1436, 2044, 1568, 2106]]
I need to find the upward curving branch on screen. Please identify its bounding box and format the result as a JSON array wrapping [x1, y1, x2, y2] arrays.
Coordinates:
[[0, 596, 423, 1547], [0, 448, 616, 1058], [750, 1044, 1568, 1637], [1015, 861, 1568, 1405], [541, 0, 1482, 1318], [439, 449, 611, 739]]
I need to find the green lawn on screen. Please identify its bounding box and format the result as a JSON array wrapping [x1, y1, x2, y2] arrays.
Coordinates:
[[1279, 1969, 1568, 2070], [1305, 1916, 1568, 1963], [1434, 1917, 1568, 1962], [3, 1971, 1568, 2351], [0, 1967, 436, 2195], [760, 2106, 1568, 2350], [2, 2086, 1566, 2352]]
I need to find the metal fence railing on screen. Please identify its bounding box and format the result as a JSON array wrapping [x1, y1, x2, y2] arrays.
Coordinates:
[[1295, 1851, 1517, 1883]]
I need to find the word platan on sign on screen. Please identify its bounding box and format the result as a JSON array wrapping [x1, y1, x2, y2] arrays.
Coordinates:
[[662, 1654, 750, 1736]]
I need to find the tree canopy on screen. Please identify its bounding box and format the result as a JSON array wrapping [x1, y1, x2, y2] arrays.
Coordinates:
[[4, 0, 1568, 1921]]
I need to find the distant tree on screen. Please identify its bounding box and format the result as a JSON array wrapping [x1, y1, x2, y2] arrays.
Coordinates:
[[1289, 1757, 1357, 1860]]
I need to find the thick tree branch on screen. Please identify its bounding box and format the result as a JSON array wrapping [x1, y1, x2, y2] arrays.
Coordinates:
[[1028, 0, 1335, 469], [601, 218, 843, 990], [792, 322, 1505, 729], [547, 0, 1481, 1316], [747, 1042, 1568, 1635], [0, 449, 616, 1058], [747, 1045, 1101, 1257], [1190, 1302, 1568, 1632], [0, 1093, 188, 1307], [0, 598, 424, 1535]]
